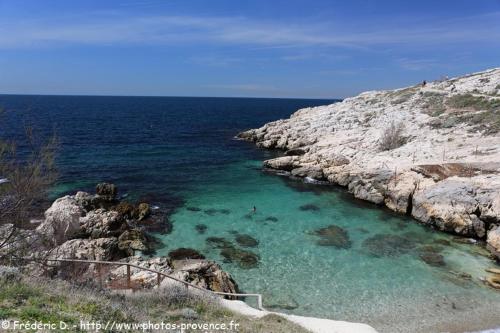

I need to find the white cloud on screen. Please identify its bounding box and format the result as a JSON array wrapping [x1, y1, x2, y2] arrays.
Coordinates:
[[0, 11, 499, 49], [397, 58, 438, 71], [205, 83, 280, 92]]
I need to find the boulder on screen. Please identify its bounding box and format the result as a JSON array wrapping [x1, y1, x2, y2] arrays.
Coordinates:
[[166, 259, 238, 297], [291, 165, 324, 180], [113, 201, 136, 220], [109, 256, 173, 289], [52, 237, 125, 261], [487, 226, 500, 260], [136, 203, 151, 221], [37, 196, 84, 245], [411, 177, 494, 237], [263, 156, 300, 171], [347, 170, 392, 205], [96, 182, 117, 200], [80, 209, 125, 238], [118, 230, 148, 254]]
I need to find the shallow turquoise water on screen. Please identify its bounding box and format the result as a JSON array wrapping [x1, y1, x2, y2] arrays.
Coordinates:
[[156, 159, 500, 332]]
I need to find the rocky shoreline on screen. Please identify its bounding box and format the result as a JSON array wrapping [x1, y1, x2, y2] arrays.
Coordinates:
[[238, 68, 500, 264], [0, 183, 238, 296]]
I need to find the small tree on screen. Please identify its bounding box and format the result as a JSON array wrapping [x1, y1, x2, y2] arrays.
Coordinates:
[[0, 109, 58, 262], [379, 121, 407, 151]]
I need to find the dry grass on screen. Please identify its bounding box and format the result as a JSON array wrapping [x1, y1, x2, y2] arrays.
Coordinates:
[[447, 94, 500, 111], [379, 121, 408, 151], [0, 276, 309, 333], [388, 87, 417, 105]]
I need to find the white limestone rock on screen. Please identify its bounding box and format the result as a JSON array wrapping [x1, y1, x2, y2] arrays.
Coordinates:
[[36, 195, 84, 245]]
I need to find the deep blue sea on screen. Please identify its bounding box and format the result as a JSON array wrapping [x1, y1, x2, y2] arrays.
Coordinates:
[[1, 94, 499, 332]]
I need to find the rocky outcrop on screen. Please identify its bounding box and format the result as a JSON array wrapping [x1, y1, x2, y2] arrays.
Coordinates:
[[21, 183, 239, 297], [52, 237, 125, 261], [166, 259, 239, 297], [238, 68, 500, 259], [36, 196, 84, 245]]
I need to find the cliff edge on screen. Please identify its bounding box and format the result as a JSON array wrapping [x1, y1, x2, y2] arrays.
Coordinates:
[[238, 68, 500, 260]]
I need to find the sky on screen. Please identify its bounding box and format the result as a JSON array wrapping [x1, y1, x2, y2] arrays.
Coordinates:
[[0, 0, 499, 98]]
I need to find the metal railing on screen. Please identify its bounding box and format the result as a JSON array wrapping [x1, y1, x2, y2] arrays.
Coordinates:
[[40, 257, 265, 310]]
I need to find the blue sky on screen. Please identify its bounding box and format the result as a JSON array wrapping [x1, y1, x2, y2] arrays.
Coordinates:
[[0, 0, 499, 98]]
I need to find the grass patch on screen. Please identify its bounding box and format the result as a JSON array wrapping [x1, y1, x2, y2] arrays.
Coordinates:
[[388, 87, 417, 105], [421, 92, 447, 116], [0, 276, 310, 333], [447, 94, 500, 111]]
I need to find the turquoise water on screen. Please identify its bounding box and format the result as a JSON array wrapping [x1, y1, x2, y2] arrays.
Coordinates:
[[157, 159, 500, 332]]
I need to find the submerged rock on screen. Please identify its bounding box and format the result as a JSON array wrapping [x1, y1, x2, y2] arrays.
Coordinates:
[[168, 248, 205, 260], [206, 237, 233, 249], [186, 206, 202, 212], [420, 252, 446, 267], [300, 203, 320, 211], [204, 208, 230, 216], [362, 234, 417, 257], [220, 247, 260, 269], [433, 238, 451, 246], [312, 225, 351, 249], [265, 216, 279, 222], [235, 234, 259, 248], [195, 224, 207, 234]]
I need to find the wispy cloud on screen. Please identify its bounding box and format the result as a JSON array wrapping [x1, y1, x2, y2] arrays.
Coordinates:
[[187, 55, 243, 67], [1, 11, 499, 49], [205, 83, 281, 93], [397, 58, 439, 71]]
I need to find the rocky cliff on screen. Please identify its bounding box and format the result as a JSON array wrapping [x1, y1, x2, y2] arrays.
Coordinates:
[[238, 68, 500, 260]]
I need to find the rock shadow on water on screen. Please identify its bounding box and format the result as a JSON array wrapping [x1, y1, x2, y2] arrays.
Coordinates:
[[362, 234, 417, 258], [299, 204, 320, 212], [235, 234, 259, 248], [310, 225, 351, 249]]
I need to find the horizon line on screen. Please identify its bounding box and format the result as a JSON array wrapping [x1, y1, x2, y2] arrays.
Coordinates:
[[0, 92, 342, 101]]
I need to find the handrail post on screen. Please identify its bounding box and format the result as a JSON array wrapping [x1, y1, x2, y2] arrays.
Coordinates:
[[157, 273, 161, 288], [97, 263, 102, 288], [126, 264, 131, 289]]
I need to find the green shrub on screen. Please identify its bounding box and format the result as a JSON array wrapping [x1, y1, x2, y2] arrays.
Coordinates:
[[447, 94, 500, 111]]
